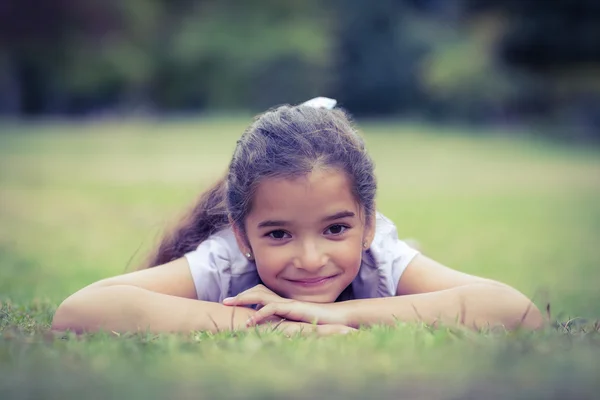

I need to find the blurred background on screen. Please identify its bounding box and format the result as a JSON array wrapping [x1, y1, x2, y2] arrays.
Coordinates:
[[1, 2, 600, 397], [0, 0, 599, 312], [1, 0, 599, 141]]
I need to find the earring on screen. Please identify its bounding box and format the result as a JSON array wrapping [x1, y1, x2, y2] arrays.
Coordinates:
[[363, 241, 368, 249], [245, 252, 253, 260]]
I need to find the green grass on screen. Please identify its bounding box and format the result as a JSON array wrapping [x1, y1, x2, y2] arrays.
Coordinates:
[[1, 119, 599, 399]]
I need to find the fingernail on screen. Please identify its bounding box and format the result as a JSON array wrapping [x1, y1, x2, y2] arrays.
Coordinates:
[[223, 297, 233, 303], [245, 318, 253, 326]]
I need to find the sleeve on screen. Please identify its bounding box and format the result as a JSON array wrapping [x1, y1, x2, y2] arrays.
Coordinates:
[[370, 213, 420, 296], [184, 235, 233, 302]]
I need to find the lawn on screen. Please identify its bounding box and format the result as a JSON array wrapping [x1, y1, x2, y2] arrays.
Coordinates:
[[1, 119, 599, 399]]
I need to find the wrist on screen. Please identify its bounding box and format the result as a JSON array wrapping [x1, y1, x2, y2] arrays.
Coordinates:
[[217, 305, 256, 332], [327, 302, 353, 327]]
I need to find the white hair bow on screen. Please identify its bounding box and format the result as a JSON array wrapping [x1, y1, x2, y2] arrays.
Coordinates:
[[301, 97, 337, 110]]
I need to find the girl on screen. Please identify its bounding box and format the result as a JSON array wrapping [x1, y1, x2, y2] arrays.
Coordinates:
[[52, 98, 543, 336]]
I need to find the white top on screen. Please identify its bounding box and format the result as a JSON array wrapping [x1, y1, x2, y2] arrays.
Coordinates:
[[184, 212, 419, 302]]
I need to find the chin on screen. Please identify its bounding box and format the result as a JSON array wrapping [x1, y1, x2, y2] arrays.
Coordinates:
[[287, 293, 340, 304]]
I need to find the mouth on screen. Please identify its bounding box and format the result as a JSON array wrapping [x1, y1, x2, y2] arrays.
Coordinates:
[[284, 274, 340, 288]]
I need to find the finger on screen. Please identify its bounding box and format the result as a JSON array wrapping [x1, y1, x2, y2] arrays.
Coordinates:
[[274, 323, 354, 337], [316, 325, 357, 336], [223, 292, 270, 306], [249, 302, 316, 326], [267, 322, 355, 338], [275, 322, 317, 338], [223, 285, 280, 306], [222, 286, 259, 305], [246, 303, 281, 326], [247, 303, 297, 326]]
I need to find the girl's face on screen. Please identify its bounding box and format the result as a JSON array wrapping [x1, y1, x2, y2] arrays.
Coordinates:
[[235, 169, 375, 303]]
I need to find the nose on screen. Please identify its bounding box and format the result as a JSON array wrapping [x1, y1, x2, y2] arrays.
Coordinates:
[[293, 239, 327, 272]]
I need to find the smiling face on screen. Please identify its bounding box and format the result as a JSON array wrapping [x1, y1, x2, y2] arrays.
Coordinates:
[[234, 168, 375, 303]]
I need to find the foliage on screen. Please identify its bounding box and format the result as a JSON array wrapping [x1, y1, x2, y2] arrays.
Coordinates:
[[1, 120, 599, 397], [1, 0, 599, 141], [2, 301, 600, 399]]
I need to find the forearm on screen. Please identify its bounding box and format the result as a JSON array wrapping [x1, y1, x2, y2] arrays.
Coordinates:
[[337, 283, 544, 330], [51, 285, 254, 334]]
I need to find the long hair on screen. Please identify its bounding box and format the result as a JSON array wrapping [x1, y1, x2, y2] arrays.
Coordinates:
[[142, 105, 376, 268]]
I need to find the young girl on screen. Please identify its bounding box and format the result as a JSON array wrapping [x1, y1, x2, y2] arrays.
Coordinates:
[[52, 98, 543, 336]]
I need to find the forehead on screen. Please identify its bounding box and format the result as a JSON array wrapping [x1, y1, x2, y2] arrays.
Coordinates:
[[248, 169, 359, 222]]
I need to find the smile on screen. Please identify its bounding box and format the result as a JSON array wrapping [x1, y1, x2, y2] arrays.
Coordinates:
[[285, 274, 339, 288]]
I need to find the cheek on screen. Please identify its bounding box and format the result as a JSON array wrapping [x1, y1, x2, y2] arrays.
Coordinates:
[[252, 237, 364, 278], [254, 247, 289, 277], [336, 246, 363, 273], [326, 237, 363, 274]]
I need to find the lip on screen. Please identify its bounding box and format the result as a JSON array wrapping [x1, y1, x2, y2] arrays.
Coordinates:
[[285, 274, 339, 287]]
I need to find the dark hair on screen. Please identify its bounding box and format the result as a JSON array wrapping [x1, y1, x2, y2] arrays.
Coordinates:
[[142, 105, 376, 268]]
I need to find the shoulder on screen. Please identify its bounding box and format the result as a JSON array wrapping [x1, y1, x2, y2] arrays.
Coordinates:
[[353, 212, 420, 298], [185, 227, 251, 274], [370, 212, 414, 254], [184, 227, 260, 302], [373, 212, 400, 239]]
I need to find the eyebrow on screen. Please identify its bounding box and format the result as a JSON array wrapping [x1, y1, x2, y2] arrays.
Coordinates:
[[257, 210, 356, 229]]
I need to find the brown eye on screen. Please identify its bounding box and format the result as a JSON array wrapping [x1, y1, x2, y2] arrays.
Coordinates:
[[325, 224, 348, 235], [267, 230, 290, 240]]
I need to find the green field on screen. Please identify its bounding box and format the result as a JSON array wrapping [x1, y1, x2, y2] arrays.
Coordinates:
[[1, 119, 599, 399]]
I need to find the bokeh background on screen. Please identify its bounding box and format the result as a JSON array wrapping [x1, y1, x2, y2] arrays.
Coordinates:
[[2, 0, 600, 310], [1, 0, 600, 141], [1, 1, 600, 399], [1, 0, 599, 311]]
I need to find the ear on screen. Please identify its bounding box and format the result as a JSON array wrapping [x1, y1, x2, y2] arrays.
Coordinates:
[[230, 218, 253, 257], [362, 212, 376, 250]]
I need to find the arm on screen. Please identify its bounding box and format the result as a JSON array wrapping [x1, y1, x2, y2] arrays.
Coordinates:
[[51, 258, 255, 334], [342, 255, 544, 329], [52, 285, 256, 334], [241, 255, 544, 330], [337, 282, 542, 330], [400, 254, 542, 328], [52, 259, 354, 336]]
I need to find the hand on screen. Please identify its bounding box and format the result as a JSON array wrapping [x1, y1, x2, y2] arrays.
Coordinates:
[[223, 284, 289, 310], [223, 284, 346, 327], [246, 300, 346, 327], [263, 321, 356, 337]]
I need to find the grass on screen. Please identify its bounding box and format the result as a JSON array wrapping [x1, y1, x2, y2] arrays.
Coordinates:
[[1, 118, 599, 399]]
